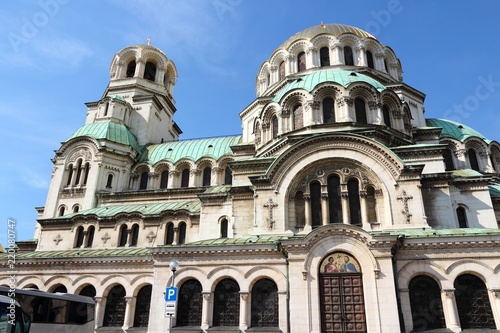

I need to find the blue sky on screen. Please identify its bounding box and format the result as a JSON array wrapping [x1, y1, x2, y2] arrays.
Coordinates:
[[1, 0, 500, 247]]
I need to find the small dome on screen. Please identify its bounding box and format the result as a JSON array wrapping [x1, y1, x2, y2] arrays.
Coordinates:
[[279, 23, 376, 49], [426, 118, 491, 143], [66, 122, 141, 152]]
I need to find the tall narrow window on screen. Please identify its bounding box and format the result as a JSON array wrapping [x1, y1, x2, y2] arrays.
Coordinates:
[[297, 52, 306, 72], [144, 61, 156, 81], [177, 280, 203, 327], [454, 274, 495, 329], [251, 278, 279, 327], [366, 50, 374, 69], [59, 206, 65, 217], [160, 170, 169, 189], [133, 285, 152, 327], [118, 224, 128, 247], [104, 102, 109, 116], [178, 222, 186, 244], [468, 148, 480, 172], [165, 223, 174, 245], [106, 174, 113, 188], [383, 105, 391, 127], [384, 59, 389, 73], [130, 224, 139, 246], [220, 218, 228, 238], [52, 285, 67, 293], [457, 207, 468, 228], [139, 171, 148, 190], [409, 276, 445, 331], [202, 167, 211, 187], [82, 162, 90, 185], [293, 104, 303, 130], [126, 60, 136, 77], [344, 46, 354, 66], [348, 179, 361, 225], [224, 166, 232, 185], [279, 61, 285, 80], [86, 226, 95, 248], [75, 159, 83, 185], [74, 226, 84, 248], [310, 181, 322, 227], [79, 285, 96, 298], [354, 98, 367, 124], [366, 186, 377, 223], [73, 205, 80, 213], [327, 175, 342, 224], [443, 148, 455, 171], [294, 191, 305, 228], [213, 279, 240, 326], [181, 168, 190, 188], [322, 98, 335, 124], [272, 116, 279, 139], [103, 285, 126, 327], [490, 155, 497, 172], [320, 47, 330, 67], [66, 164, 73, 186]]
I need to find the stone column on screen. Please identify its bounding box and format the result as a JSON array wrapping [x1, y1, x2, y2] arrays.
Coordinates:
[[155, 67, 165, 85], [239, 292, 250, 330], [167, 171, 178, 189], [135, 58, 145, 78], [442, 289, 461, 332], [321, 193, 329, 225], [331, 43, 342, 65], [94, 296, 105, 329], [122, 296, 134, 330], [304, 194, 312, 231], [172, 227, 179, 245], [341, 192, 350, 224], [490, 289, 500, 330], [359, 190, 368, 224], [356, 46, 366, 66], [201, 292, 213, 330]]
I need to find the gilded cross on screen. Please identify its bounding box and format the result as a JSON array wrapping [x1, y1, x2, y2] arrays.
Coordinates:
[[396, 190, 413, 223], [263, 198, 278, 229]]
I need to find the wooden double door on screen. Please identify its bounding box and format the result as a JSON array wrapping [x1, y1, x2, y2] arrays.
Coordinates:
[[320, 273, 367, 333]]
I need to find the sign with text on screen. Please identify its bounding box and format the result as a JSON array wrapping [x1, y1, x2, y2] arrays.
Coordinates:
[[165, 286, 178, 317]]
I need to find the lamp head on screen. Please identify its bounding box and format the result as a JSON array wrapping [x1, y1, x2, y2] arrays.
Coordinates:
[[169, 260, 179, 272]]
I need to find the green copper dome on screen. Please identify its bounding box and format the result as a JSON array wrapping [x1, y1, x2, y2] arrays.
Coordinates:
[[273, 69, 386, 102], [426, 118, 491, 144]]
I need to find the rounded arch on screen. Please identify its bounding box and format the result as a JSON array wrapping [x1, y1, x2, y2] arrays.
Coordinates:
[[445, 259, 495, 283], [45, 276, 72, 291], [130, 274, 154, 290], [244, 266, 286, 293], [206, 265, 245, 290], [16, 276, 45, 289], [288, 40, 312, 58], [269, 49, 289, 70], [73, 275, 100, 288], [100, 275, 131, 292], [397, 260, 449, 290], [173, 266, 208, 290]]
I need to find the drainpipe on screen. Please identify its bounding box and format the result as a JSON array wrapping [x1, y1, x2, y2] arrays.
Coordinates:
[[276, 241, 291, 333], [391, 234, 406, 332]]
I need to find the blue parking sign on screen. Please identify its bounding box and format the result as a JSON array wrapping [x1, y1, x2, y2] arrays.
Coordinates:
[[165, 287, 178, 301]]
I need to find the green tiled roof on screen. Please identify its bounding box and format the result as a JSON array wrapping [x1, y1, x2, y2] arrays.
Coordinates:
[[489, 185, 500, 198], [53, 201, 201, 220], [66, 121, 141, 152], [159, 235, 300, 247], [140, 135, 241, 165], [451, 169, 483, 178], [426, 118, 491, 143], [273, 69, 386, 102], [0, 247, 150, 260], [382, 228, 500, 238]]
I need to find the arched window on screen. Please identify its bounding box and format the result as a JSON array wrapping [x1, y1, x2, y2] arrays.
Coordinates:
[[144, 61, 156, 81], [74, 226, 84, 248], [118, 224, 128, 247], [279, 61, 285, 80], [73, 205, 80, 213], [139, 171, 148, 190], [103, 285, 126, 327], [272, 116, 279, 139], [366, 50, 374, 69], [457, 207, 468, 228], [160, 170, 169, 189], [66, 164, 73, 186], [202, 167, 211, 187], [344, 46, 354, 66], [213, 279, 240, 326], [454, 274, 495, 329], [75, 159, 83, 185], [310, 181, 322, 227], [366, 186, 377, 223], [224, 166, 232, 185], [177, 280, 203, 327], [354, 98, 367, 124], [322, 98, 335, 124], [490, 154, 497, 172], [126, 60, 136, 77], [468, 148, 480, 171], [52, 285, 67, 293], [409, 276, 445, 332], [178, 222, 186, 244], [293, 104, 303, 130], [327, 175, 342, 224], [85, 226, 95, 248], [348, 179, 361, 225], [382, 105, 391, 127], [294, 191, 305, 228], [133, 285, 152, 327], [251, 278, 279, 327], [130, 224, 139, 246], [384, 59, 389, 73], [181, 168, 190, 188], [320, 47, 330, 67], [79, 285, 96, 298], [297, 52, 306, 72], [443, 148, 455, 171], [220, 218, 228, 238], [106, 174, 113, 188], [82, 162, 90, 185], [104, 102, 109, 117], [266, 72, 270, 87], [165, 223, 174, 245], [59, 206, 65, 217]]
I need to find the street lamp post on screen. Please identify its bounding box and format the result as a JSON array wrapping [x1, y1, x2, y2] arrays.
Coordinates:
[[167, 259, 179, 333]]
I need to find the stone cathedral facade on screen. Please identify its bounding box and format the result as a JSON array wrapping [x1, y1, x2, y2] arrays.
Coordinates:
[[1, 23, 500, 333]]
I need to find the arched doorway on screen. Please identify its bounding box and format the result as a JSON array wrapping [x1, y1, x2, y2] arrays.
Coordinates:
[[319, 252, 366, 333], [454, 274, 495, 329]]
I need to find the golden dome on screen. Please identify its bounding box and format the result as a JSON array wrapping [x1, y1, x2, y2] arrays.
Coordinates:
[[279, 23, 376, 49]]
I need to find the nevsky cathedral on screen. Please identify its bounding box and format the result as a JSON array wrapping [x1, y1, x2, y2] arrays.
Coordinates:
[[2, 23, 500, 333]]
